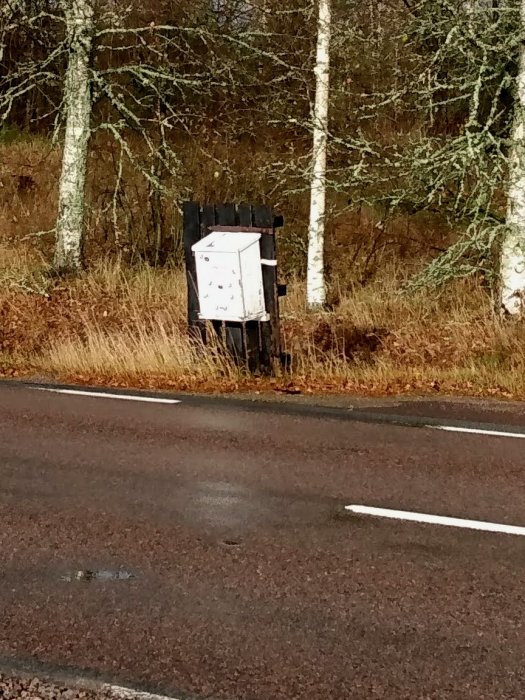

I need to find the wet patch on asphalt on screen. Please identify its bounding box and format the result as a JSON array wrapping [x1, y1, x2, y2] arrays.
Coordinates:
[[172, 480, 347, 538], [61, 570, 135, 583]]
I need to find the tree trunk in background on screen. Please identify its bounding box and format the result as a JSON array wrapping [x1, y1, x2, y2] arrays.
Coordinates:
[[306, 0, 331, 309], [54, 0, 94, 274], [501, 0, 525, 314], [0, 0, 24, 64]]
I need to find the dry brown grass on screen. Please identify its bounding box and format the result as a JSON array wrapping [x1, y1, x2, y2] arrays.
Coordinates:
[[279, 272, 525, 398], [1, 253, 525, 399], [2, 135, 525, 399]]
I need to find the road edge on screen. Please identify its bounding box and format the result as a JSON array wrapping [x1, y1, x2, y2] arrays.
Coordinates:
[[0, 656, 209, 700], [4, 378, 525, 435]]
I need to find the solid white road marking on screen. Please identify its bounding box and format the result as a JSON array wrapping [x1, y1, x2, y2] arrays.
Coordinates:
[[31, 389, 525, 436], [36, 388, 181, 404], [103, 684, 182, 700], [430, 425, 525, 439], [345, 505, 525, 537]]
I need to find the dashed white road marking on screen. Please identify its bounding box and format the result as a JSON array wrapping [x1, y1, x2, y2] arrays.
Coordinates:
[[36, 388, 181, 404], [429, 425, 525, 439], [345, 505, 525, 537]]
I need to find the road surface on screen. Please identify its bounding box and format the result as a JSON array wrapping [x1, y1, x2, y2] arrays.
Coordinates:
[[2, 382, 525, 699]]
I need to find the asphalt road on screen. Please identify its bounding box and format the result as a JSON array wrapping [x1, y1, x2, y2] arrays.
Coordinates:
[[2, 382, 525, 699]]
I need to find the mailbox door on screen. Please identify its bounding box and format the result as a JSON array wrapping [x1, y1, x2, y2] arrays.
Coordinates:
[[195, 250, 245, 321]]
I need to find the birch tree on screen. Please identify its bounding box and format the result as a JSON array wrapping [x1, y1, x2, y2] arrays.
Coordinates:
[[54, 0, 94, 273], [335, 0, 522, 295], [307, 0, 331, 309], [2, 0, 314, 269], [0, 0, 92, 272], [500, 0, 525, 315]]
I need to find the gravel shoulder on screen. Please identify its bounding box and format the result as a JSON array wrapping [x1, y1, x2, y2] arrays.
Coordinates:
[[0, 673, 184, 700], [0, 674, 113, 700]]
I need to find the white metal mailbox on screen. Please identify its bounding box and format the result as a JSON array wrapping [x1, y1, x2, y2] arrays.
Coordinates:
[[192, 230, 269, 323]]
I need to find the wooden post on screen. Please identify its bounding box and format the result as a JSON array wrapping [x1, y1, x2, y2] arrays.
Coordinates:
[[182, 201, 205, 342], [254, 204, 282, 373], [237, 203, 261, 373], [199, 204, 222, 342]]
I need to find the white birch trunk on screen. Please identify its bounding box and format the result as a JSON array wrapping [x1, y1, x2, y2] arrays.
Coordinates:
[[500, 0, 525, 315], [306, 0, 331, 309], [54, 0, 94, 273]]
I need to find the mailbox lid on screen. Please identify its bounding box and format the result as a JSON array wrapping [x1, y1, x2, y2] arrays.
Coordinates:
[[191, 230, 261, 254]]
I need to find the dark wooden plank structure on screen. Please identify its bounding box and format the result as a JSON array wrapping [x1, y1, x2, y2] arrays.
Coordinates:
[[182, 202, 284, 374]]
